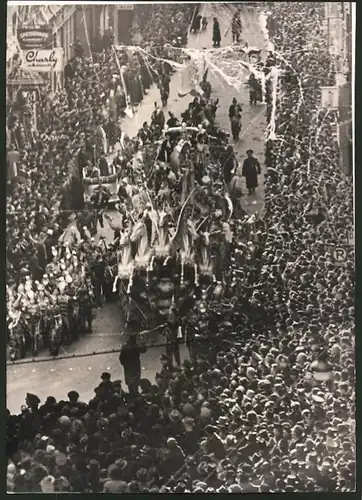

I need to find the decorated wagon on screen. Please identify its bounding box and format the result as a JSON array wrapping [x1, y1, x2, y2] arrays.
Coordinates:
[[112, 179, 235, 340]]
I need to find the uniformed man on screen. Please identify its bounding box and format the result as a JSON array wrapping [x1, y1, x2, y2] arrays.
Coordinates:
[[57, 288, 71, 344], [164, 306, 181, 368], [137, 122, 152, 144], [231, 11, 242, 43], [151, 102, 165, 131], [91, 251, 106, 308], [90, 182, 111, 233]]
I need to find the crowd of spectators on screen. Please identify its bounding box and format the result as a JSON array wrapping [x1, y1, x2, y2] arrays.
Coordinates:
[[7, 2, 355, 493], [6, 5, 194, 352], [130, 4, 196, 47]]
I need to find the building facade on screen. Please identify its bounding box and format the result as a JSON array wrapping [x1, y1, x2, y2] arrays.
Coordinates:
[[323, 2, 353, 176]]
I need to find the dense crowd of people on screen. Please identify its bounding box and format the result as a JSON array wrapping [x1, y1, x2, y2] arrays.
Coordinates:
[[7, 3, 354, 493], [6, 5, 196, 359], [130, 4, 195, 47]]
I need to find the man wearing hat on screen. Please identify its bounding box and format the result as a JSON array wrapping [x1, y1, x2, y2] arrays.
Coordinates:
[[163, 306, 181, 368], [228, 97, 242, 140], [90, 181, 111, 234], [25, 393, 40, 411], [77, 284, 93, 333], [95, 372, 114, 400], [242, 149, 261, 196], [119, 335, 147, 396]]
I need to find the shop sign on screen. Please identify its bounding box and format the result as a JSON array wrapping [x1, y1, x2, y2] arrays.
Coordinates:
[[20, 49, 64, 72], [17, 27, 52, 49]]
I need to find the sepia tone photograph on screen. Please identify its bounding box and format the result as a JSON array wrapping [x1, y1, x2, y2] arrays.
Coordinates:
[[6, 1, 355, 493]]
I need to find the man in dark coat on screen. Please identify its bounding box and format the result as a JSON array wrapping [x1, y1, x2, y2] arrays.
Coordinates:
[[212, 17, 221, 47], [28, 248, 44, 281], [119, 335, 147, 396], [191, 13, 202, 33], [138, 122, 152, 144], [231, 11, 242, 43], [242, 149, 261, 195], [157, 133, 173, 165], [164, 307, 181, 368], [159, 72, 171, 105], [167, 112, 179, 129], [90, 182, 111, 233], [34, 233, 48, 270], [229, 98, 242, 141], [91, 252, 106, 308], [98, 154, 110, 177]]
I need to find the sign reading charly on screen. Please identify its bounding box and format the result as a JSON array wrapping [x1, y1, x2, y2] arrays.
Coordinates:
[[17, 27, 52, 49], [21, 49, 64, 72]]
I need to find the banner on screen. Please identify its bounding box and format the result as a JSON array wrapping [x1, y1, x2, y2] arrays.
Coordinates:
[[17, 27, 52, 50], [20, 49, 64, 72]]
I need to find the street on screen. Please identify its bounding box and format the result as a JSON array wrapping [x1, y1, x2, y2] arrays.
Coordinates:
[[7, 4, 267, 413]]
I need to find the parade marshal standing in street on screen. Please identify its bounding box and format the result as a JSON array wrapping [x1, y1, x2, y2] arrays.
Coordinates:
[[119, 335, 147, 396], [212, 17, 221, 47], [242, 149, 261, 196]]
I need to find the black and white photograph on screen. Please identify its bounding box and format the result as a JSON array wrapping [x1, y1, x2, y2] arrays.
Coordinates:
[[6, 1, 355, 493]]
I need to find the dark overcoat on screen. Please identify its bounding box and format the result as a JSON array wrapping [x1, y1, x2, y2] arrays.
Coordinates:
[[242, 156, 261, 189], [213, 20, 221, 43], [119, 344, 146, 386]]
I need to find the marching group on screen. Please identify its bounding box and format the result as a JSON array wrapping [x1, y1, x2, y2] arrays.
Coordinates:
[[7, 3, 355, 494]]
